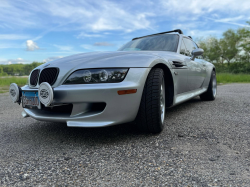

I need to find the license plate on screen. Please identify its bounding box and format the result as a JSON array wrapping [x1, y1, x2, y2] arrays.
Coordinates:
[[22, 91, 40, 109]]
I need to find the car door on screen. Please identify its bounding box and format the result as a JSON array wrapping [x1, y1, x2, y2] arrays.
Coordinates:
[[171, 40, 190, 94], [193, 41, 207, 88], [182, 37, 205, 91]]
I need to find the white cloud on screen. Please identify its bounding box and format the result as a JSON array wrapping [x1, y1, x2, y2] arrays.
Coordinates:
[[172, 23, 203, 31], [212, 16, 244, 23], [172, 23, 222, 38], [0, 0, 153, 36], [80, 43, 114, 51], [76, 32, 114, 39], [0, 58, 30, 65], [186, 30, 221, 38], [0, 34, 30, 40], [26, 40, 39, 51], [158, 0, 250, 30], [1, 0, 250, 34], [1, 0, 249, 45], [1, 0, 250, 60], [0, 43, 21, 49], [90, 18, 118, 31], [93, 42, 114, 46], [208, 17, 250, 27], [0, 1, 35, 29], [160, 0, 250, 16], [54, 44, 73, 51], [77, 32, 102, 39], [43, 56, 64, 63], [81, 44, 96, 51]]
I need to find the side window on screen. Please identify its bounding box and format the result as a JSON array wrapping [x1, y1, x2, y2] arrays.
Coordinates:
[[183, 38, 196, 57], [180, 40, 187, 56], [193, 42, 199, 49]]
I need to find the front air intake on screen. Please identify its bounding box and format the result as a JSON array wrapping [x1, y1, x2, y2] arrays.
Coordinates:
[[30, 69, 40, 86], [39, 68, 59, 86]]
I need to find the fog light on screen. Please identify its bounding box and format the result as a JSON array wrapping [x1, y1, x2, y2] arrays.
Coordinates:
[[9, 83, 21, 103], [38, 82, 54, 107]]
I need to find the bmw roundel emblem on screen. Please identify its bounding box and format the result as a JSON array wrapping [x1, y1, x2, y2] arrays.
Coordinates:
[[44, 64, 50, 68]]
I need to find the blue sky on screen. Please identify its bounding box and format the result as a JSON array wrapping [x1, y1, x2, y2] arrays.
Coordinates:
[[0, 0, 250, 64]]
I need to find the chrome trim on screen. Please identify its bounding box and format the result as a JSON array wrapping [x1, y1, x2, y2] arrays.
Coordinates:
[[29, 69, 40, 87]]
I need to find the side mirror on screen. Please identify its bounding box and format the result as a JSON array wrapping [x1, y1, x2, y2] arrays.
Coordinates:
[[191, 48, 204, 60]]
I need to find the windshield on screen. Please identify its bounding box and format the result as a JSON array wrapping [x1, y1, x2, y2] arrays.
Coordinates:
[[118, 34, 179, 52]]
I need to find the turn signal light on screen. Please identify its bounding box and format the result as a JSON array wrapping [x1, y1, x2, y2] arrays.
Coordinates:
[[117, 89, 137, 95]]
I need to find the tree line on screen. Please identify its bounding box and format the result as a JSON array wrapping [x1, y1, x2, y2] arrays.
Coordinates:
[[0, 62, 44, 76], [198, 21, 250, 73]]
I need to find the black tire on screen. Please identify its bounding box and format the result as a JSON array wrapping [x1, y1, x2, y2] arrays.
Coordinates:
[[135, 68, 165, 133], [200, 70, 217, 101]]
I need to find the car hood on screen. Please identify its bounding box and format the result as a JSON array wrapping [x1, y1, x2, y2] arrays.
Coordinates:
[[36, 51, 179, 87], [41, 51, 179, 69]]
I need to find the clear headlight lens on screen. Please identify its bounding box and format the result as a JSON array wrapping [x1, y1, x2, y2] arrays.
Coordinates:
[[63, 68, 129, 84], [83, 70, 92, 82], [99, 70, 108, 81]]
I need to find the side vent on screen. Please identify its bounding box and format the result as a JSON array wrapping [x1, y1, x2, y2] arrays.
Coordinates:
[[172, 61, 186, 68]]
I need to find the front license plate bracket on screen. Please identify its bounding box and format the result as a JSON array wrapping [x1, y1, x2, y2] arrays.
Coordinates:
[[22, 91, 41, 109]]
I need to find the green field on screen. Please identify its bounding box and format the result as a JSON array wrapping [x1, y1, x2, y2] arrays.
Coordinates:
[[216, 73, 250, 84], [0, 74, 250, 94], [0, 76, 28, 93]]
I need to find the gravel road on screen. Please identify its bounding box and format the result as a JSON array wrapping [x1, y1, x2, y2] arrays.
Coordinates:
[[0, 83, 250, 186]]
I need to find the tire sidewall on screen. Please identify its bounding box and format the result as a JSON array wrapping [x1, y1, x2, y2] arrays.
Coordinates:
[[210, 71, 216, 100], [135, 68, 166, 133]]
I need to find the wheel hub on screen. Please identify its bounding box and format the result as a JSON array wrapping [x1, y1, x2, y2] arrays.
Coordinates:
[[160, 78, 165, 123], [212, 73, 217, 97]]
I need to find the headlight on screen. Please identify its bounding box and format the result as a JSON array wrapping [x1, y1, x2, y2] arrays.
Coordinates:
[[63, 68, 129, 84]]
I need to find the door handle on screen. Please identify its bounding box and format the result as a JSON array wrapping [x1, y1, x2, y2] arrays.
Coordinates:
[[172, 61, 186, 67]]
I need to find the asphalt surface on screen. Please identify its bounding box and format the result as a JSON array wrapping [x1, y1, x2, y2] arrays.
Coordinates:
[[0, 83, 250, 186]]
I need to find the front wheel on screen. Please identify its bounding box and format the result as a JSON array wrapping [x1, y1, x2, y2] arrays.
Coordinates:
[[200, 70, 217, 101], [135, 68, 165, 133]]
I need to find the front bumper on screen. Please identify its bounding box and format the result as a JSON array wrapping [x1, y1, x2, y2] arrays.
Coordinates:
[[21, 68, 150, 127]]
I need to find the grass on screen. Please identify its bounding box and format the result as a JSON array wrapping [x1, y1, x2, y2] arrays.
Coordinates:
[[216, 73, 250, 84], [0, 76, 28, 86], [0, 76, 28, 93], [0, 74, 250, 94]]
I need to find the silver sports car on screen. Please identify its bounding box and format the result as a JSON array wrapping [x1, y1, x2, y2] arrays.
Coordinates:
[[9, 29, 216, 133]]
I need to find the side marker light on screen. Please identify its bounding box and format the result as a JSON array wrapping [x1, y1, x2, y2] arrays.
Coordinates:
[[118, 89, 137, 95]]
